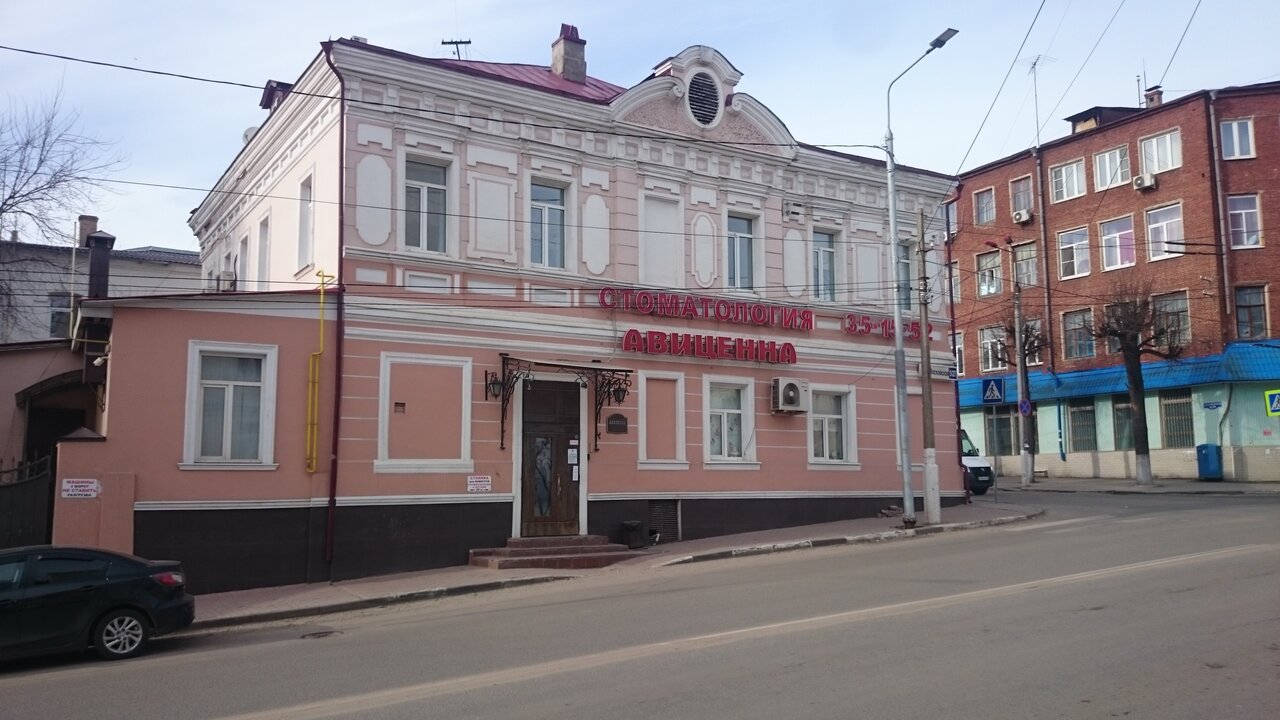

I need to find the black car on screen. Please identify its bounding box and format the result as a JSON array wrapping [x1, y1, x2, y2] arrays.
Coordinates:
[[0, 546, 194, 661]]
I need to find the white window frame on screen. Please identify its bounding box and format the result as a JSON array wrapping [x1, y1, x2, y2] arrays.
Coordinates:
[[973, 187, 996, 226], [953, 331, 965, 377], [808, 384, 858, 468], [701, 374, 758, 467], [1220, 118, 1255, 160], [1050, 159, 1086, 202], [1094, 146, 1131, 190], [181, 341, 279, 470], [375, 352, 474, 474], [296, 175, 313, 271], [726, 215, 757, 291], [976, 250, 1002, 297], [1009, 176, 1034, 214], [1013, 242, 1037, 287], [1140, 129, 1182, 175], [1100, 215, 1136, 270], [811, 229, 838, 301], [1058, 227, 1090, 279], [1147, 203, 1184, 260], [1025, 318, 1043, 366], [979, 326, 1007, 372], [403, 156, 450, 254], [1062, 309, 1095, 360], [47, 291, 73, 338], [1228, 194, 1261, 249], [637, 371, 688, 470], [528, 178, 570, 271]]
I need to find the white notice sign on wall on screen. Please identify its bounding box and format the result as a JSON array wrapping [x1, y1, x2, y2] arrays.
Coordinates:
[[61, 478, 100, 499], [466, 475, 492, 493]]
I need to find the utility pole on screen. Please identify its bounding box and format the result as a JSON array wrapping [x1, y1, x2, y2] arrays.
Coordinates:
[[1013, 278, 1033, 488], [441, 39, 472, 59], [917, 210, 940, 524]]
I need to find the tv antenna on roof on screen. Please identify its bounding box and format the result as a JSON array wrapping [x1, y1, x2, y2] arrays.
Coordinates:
[[441, 39, 471, 59], [1025, 55, 1057, 147]]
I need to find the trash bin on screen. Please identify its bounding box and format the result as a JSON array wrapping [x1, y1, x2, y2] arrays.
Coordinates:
[[621, 520, 646, 549], [1195, 444, 1223, 481]]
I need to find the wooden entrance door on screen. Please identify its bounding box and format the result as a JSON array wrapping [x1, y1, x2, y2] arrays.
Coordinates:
[[521, 380, 581, 537]]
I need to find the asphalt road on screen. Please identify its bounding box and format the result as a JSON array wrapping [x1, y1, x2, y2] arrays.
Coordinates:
[[4, 492, 1278, 719]]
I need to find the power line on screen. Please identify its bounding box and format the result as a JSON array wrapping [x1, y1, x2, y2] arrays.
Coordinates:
[[1158, 0, 1203, 86], [1036, 0, 1127, 139]]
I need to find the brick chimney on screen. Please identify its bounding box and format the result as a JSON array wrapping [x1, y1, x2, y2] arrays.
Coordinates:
[[86, 230, 116, 300], [77, 215, 99, 247], [551, 24, 586, 84], [1144, 85, 1163, 108]]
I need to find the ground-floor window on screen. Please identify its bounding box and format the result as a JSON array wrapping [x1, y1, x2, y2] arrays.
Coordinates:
[[1112, 394, 1134, 450], [1068, 398, 1098, 452], [1160, 389, 1194, 448], [984, 405, 1017, 456], [183, 341, 279, 466], [810, 391, 847, 462], [704, 376, 755, 462]]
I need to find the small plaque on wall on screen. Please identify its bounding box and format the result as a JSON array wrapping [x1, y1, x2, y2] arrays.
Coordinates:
[[606, 413, 628, 434]]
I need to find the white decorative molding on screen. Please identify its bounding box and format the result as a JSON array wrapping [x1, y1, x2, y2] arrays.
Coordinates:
[[377, 351, 473, 471], [467, 145, 519, 174], [637, 370, 686, 465], [581, 167, 610, 190], [402, 270, 453, 293], [356, 123, 392, 149], [526, 286, 576, 307], [725, 192, 762, 210], [530, 156, 574, 177], [354, 267, 387, 284], [691, 213, 717, 288], [854, 243, 883, 302], [689, 186, 717, 208], [355, 155, 392, 246], [782, 229, 806, 298], [468, 176, 516, 259], [467, 279, 517, 296], [581, 194, 610, 275], [404, 133, 453, 154], [643, 176, 683, 196]]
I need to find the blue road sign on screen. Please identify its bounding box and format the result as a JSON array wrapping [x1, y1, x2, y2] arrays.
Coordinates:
[[947, 366, 958, 380], [1266, 389, 1280, 417], [981, 378, 1006, 405], [1019, 399, 1032, 416], [1202, 401, 1223, 410]]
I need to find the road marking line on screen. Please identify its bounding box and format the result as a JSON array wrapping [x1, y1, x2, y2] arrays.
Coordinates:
[[1001, 515, 1111, 532], [214, 543, 1274, 720]]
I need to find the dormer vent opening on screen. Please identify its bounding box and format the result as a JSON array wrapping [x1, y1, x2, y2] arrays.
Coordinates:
[[688, 72, 720, 126]]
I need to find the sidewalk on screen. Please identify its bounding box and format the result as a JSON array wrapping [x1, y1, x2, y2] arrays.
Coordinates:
[[189, 500, 1040, 631], [992, 476, 1280, 495]]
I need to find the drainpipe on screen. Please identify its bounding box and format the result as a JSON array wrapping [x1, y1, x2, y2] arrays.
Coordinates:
[[321, 42, 348, 572], [1033, 148, 1063, 461], [1207, 92, 1231, 346]]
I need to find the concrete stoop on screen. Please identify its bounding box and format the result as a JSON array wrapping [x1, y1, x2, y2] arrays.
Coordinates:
[[469, 534, 647, 569]]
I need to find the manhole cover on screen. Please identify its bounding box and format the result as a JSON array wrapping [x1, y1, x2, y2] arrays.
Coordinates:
[[300, 630, 343, 640]]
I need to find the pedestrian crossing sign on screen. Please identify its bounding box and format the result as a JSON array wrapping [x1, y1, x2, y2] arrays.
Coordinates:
[[981, 378, 1005, 405], [1266, 389, 1280, 417]]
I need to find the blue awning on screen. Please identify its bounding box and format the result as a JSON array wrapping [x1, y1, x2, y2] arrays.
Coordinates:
[[957, 340, 1280, 408]]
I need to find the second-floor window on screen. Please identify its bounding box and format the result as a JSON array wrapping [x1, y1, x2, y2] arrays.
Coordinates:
[[1051, 160, 1085, 202], [812, 231, 836, 301], [974, 188, 995, 226], [1147, 204, 1184, 259], [1094, 146, 1131, 190], [1140, 129, 1182, 175], [297, 176, 313, 269], [1228, 195, 1260, 248], [1100, 216, 1135, 270], [48, 292, 73, 338], [1153, 292, 1189, 348], [1220, 119, 1254, 159], [976, 251, 1002, 297], [1063, 309, 1095, 359], [979, 326, 1006, 372], [256, 217, 270, 287], [405, 159, 447, 253], [727, 216, 754, 290], [953, 331, 964, 376], [1010, 177, 1033, 214], [530, 183, 566, 269], [1014, 243, 1037, 287], [1058, 228, 1090, 279], [1024, 318, 1043, 365], [1235, 286, 1266, 339]]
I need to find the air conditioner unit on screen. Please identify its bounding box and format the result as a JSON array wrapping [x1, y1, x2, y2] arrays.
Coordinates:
[[218, 270, 237, 292], [770, 377, 811, 413], [1012, 208, 1033, 225], [1132, 173, 1157, 191]]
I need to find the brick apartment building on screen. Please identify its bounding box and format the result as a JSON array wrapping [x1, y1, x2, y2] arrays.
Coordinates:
[[948, 81, 1279, 481]]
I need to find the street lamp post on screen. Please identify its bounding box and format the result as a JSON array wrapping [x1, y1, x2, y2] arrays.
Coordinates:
[[885, 28, 957, 527]]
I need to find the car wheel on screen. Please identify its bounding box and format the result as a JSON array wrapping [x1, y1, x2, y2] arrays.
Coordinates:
[[971, 486, 989, 496], [93, 609, 150, 660]]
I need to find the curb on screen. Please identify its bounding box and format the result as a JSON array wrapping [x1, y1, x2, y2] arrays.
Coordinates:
[[654, 510, 1044, 567], [186, 575, 576, 632], [999, 487, 1278, 496]]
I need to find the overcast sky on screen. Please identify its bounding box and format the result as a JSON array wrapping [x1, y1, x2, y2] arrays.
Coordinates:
[[4, 0, 1278, 250]]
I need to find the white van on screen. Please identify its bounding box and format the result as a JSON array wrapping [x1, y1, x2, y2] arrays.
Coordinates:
[[960, 430, 995, 495]]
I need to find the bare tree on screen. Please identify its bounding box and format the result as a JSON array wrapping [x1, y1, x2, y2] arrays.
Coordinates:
[[0, 89, 120, 243], [1091, 279, 1186, 485]]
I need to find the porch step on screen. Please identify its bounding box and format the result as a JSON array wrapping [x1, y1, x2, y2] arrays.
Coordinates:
[[471, 550, 647, 570], [469, 535, 645, 569]]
